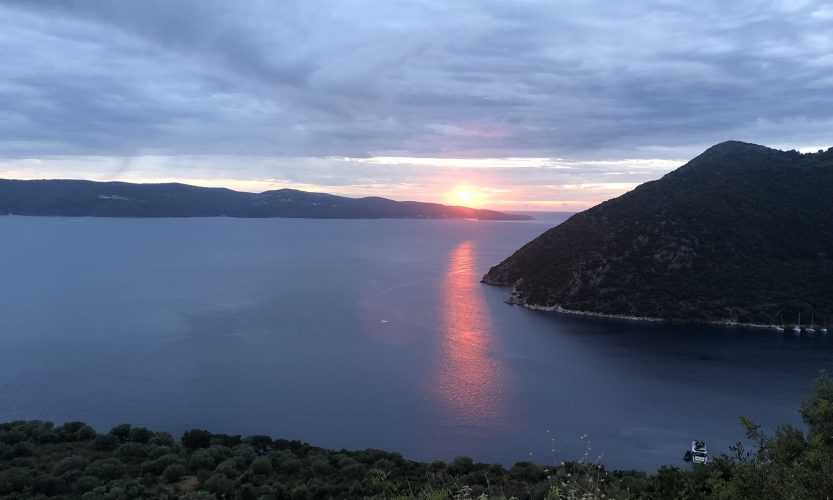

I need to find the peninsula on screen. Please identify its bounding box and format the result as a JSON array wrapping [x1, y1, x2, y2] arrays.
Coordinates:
[[483, 141, 833, 326]]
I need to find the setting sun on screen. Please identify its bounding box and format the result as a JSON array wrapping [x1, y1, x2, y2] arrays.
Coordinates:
[[452, 185, 482, 206]]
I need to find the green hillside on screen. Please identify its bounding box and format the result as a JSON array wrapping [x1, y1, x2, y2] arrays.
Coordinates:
[[483, 141, 833, 325]]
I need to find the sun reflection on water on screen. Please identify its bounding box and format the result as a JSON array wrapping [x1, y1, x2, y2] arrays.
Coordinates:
[[435, 240, 507, 426]]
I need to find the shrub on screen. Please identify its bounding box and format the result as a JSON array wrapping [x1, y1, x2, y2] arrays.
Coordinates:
[[94, 433, 119, 450], [0, 466, 33, 494], [53, 455, 90, 476], [163, 463, 187, 483], [0, 430, 26, 445], [142, 453, 182, 475], [12, 442, 33, 457], [73, 475, 100, 494], [31, 473, 64, 496], [59, 421, 96, 441], [77, 424, 97, 440], [448, 456, 475, 475], [116, 442, 146, 458], [204, 473, 233, 496], [246, 434, 274, 454], [233, 444, 256, 467], [251, 455, 273, 475], [188, 448, 217, 472], [150, 432, 176, 447], [147, 444, 175, 460], [34, 430, 59, 444], [182, 429, 213, 449], [214, 458, 239, 476], [508, 461, 545, 482], [128, 426, 153, 444], [85, 458, 126, 480], [110, 424, 132, 442], [272, 449, 302, 473]]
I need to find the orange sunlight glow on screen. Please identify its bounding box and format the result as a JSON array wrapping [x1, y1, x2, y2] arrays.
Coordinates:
[[451, 185, 484, 207], [434, 240, 508, 427]]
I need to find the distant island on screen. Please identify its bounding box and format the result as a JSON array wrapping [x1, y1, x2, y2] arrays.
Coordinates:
[[483, 141, 833, 327], [0, 179, 530, 221]]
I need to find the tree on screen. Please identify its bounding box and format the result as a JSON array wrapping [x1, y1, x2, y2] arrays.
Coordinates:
[[182, 429, 212, 449]]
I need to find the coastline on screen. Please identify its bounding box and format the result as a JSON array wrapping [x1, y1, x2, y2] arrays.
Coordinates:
[[503, 295, 787, 331]]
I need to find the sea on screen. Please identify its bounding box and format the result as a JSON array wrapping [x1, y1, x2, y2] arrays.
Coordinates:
[[0, 214, 830, 471]]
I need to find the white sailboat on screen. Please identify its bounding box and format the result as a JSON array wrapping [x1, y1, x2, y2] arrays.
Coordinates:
[[805, 313, 815, 334], [820, 317, 828, 334], [792, 311, 801, 334], [773, 311, 784, 332]]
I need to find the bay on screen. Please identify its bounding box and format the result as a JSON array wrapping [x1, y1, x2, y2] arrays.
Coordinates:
[[0, 215, 829, 471]]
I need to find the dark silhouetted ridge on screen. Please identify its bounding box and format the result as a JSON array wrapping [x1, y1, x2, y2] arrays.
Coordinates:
[[0, 179, 530, 221], [483, 141, 833, 325]]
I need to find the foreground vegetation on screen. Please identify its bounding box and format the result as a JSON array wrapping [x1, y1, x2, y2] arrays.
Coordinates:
[[2, 372, 831, 499]]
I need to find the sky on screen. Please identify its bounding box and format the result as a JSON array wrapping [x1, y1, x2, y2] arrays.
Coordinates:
[[0, 0, 831, 211]]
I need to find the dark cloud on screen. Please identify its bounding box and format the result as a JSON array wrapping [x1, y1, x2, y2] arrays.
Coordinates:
[[0, 0, 831, 205]]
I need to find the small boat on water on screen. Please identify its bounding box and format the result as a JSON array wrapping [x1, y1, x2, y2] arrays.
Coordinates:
[[805, 314, 816, 334], [683, 440, 708, 465], [793, 312, 802, 334], [773, 311, 784, 332]]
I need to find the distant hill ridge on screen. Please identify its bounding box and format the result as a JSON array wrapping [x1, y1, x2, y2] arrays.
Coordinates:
[[483, 141, 833, 326], [0, 179, 529, 221]]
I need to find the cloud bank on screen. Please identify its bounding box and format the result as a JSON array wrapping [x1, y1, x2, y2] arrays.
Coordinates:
[[1, 0, 831, 208]]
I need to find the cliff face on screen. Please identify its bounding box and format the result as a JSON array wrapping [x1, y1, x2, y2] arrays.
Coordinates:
[[0, 180, 530, 221], [483, 141, 833, 325]]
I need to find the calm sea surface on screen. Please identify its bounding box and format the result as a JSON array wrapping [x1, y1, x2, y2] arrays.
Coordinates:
[[1, 215, 830, 471]]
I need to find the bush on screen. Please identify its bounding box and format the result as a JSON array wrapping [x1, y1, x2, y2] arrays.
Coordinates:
[[142, 453, 182, 475], [34, 430, 59, 444], [110, 424, 132, 442], [182, 429, 213, 449], [12, 442, 33, 457], [214, 459, 239, 476], [0, 430, 26, 445], [204, 473, 233, 496], [85, 458, 126, 480], [59, 421, 96, 441], [162, 463, 186, 483], [116, 442, 146, 458], [94, 433, 119, 450], [508, 461, 545, 482], [448, 456, 475, 475], [128, 426, 153, 444], [31, 473, 64, 496], [188, 448, 217, 472], [246, 434, 274, 454], [146, 445, 175, 461], [251, 455, 273, 475], [272, 449, 302, 474], [233, 444, 256, 467], [0, 466, 33, 494], [53, 455, 89, 476], [73, 475, 100, 494], [150, 432, 176, 447]]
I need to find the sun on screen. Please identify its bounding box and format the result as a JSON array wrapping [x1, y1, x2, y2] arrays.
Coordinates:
[[456, 187, 474, 205], [452, 185, 482, 206]]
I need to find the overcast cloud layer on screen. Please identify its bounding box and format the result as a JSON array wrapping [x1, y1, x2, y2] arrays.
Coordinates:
[[1, 0, 831, 209]]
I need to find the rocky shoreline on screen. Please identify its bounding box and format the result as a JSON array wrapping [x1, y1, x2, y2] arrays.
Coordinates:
[[500, 290, 788, 331]]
